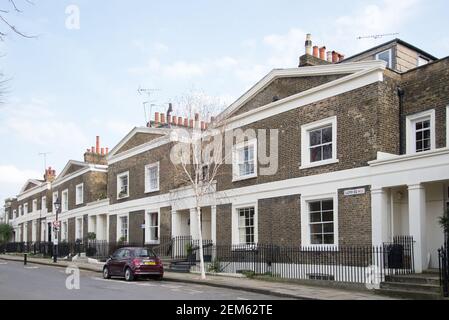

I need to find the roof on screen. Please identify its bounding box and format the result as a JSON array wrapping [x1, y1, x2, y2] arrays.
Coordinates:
[[341, 38, 438, 63]]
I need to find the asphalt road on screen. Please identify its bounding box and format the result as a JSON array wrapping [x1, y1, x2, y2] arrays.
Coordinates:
[[0, 261, 288, 300]]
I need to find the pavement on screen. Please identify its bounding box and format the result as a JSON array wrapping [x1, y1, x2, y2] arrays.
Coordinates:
[[0, 254, 396, 300]]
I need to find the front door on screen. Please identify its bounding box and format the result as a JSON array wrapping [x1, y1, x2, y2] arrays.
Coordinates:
[[47, 223, 52, 242]]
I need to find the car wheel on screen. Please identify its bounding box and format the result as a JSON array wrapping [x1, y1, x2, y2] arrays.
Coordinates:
[[103, 267, 111, 279], [124, 267, 134, 281]]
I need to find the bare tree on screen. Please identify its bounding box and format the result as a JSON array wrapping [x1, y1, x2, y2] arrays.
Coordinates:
[[168, 95, 230, 280], [0, 0, 35, 41]]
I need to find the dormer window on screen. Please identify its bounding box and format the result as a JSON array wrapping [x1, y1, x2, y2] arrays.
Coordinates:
[[376, 49, 392, 68], [117, 171, 129, 199]]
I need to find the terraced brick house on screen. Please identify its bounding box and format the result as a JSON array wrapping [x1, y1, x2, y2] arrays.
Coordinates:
[[4, 36, 449, 277]]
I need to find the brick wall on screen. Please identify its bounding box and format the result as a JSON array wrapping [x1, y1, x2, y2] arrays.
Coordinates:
[[216, 204, 232, 245], [108, 143, 174, 205], [258, 195, 301, 246], [338, 186, 372, 246], [116, 132, 164, 154]]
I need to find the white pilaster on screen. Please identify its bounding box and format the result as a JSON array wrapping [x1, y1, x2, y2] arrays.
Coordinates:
[[171, 209, 181, 238], [408, 184, 427, 273], [371, 188, 391, 246], [211, 205, 217, 245], [189, 208, 199, 240]]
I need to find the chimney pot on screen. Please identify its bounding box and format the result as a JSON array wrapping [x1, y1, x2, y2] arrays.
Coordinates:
[[201, 121, 205, 130], [189, 119, 194, 128], [305, 33, 312, 55], [178, 117, 183, 126], [327, 51, 333, 62], [195, 113, 200, 121], [319, 46, 326, 60], [91, 146, 95, 153], [338, 54, 345, 62], [160, 113, 166, 124], [155, 112, 160, 125], [96, 136, 100, 154], [184, 118, 188, 127], [172, 116, 177, 125], [101, 148, 105, 155], [332, 51, 339, 63], [167, 115, 171, 124], [313, 46, 319, 58], [105, 147, 109, 154]]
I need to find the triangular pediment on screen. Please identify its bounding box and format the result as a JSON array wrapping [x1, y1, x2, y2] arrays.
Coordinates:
[[108, 127, 169, 157]]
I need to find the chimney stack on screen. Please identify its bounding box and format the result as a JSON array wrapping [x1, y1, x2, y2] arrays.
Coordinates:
[[44, 166, 56, 182], [313, 46, 319, 58], [319, 47, 326, 60], [305, 34, 312, 55], [84, 136, 108, 165]]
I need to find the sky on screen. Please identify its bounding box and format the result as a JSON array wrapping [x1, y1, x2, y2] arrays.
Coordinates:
[[0, 0, 448, 204]]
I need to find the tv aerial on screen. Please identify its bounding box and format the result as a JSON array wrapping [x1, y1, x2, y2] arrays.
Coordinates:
[[357, 32, 399, 40]]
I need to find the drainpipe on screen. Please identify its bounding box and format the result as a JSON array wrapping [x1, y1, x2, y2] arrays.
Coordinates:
[[397, 87, 405, 155]]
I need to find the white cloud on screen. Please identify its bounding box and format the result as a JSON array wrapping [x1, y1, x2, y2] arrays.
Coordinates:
[[263, 28, 306, 67], [0, 98, 89, 149], [0, 165, 41, 185]]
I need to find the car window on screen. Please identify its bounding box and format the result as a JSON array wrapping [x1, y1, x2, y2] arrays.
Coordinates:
[[123, 249, 131, 258], [134, 248, 156, 257], [112, 249, 122, 258]]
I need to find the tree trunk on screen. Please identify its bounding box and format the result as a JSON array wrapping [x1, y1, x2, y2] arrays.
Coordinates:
[[196, 206, 206, 280]]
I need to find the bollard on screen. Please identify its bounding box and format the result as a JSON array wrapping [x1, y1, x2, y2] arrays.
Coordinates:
[[24, 253, 27, 265]]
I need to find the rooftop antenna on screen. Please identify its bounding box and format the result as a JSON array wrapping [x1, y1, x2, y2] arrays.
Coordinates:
[[38, 152, 51, 172], [357, 32, 399, 40], [138, 86, 160, 125]]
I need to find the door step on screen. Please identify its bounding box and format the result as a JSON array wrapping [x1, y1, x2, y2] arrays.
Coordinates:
[[378, 272, 443, 300]]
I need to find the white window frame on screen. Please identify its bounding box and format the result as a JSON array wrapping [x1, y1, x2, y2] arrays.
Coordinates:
[[232, 203, 258, 246], [446, 106, 449, 148], [19, 205, 22, 216], [117, 214, 129, 242], [301, 193, 339, 249], [145, 162, 160, 193], [32, 199, 37, 213], [232, 139, 258, 182], [24, 203, 28, 215], [117, 171, 130, 199], [75, 217, 83, 241], [41, 196, 47, 212], [375, 49, 393, 68], [300, 116, 338, 169], [61, 189, 69, 212], [13, 209, 17, 219], [418, 56, 429, 67], [406, 109, 436, 154], [146, 210, 160, 244], [62, 221, 68, 241], [75, 183, 84, 205]]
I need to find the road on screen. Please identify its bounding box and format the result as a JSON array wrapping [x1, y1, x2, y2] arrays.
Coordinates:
[[0, 261, 289, 300]]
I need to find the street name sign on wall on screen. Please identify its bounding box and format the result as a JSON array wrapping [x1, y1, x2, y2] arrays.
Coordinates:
[[344, 188, 366, 196]]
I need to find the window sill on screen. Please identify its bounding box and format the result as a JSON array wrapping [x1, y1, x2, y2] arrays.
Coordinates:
[[300, 159, 339, 170], [117, 195, 129, 200], [144, 188, 160, 194], [146, 240, 160, 245], [232, 174, 257, 183]]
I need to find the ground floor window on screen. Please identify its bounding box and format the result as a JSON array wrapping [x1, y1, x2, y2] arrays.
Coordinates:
[[119, 216, 128, 242], [238, 207, 255, 245], [148, 212, 159, 243], [76, 218, 83, 241], [308, 199, 334, 245]]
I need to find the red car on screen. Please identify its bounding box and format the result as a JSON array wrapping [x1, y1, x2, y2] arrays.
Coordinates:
[[103, 247, 163, 281]]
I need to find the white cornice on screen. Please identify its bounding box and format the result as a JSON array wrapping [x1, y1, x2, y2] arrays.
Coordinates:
[[52, 165, 108, 188], [223, 65, 385, 131], [17, 183, 50, 201], [107, 126, 169, 159], [218, 60, 387, 120], [107, 135, 171, 165]]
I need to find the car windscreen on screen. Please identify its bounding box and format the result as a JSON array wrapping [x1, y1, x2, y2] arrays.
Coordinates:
[[134, 248, 156, 257]]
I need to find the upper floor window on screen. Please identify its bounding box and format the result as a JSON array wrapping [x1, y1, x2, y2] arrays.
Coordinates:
[[233, 140, 257, 181], [301, 116, 338, 169], [117, 172, 129, 199], [24, 203, 28, 214], [42, 196, 47, 211], [418, 56, 429, 67], [62, 189, 69, 212], [32, 199, 37, 212], [76, 183, 84, 205], [145, 163, 159, 193], [376, 49, 392, 68], [52, 192, 58, 213], [406, 109, 436, 154]]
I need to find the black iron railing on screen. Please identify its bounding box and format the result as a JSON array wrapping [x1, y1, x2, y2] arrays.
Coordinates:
[[438, 234, 448, 297]]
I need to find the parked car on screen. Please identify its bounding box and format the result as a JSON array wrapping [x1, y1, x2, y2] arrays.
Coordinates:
[[103, 247, 163, 281]]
